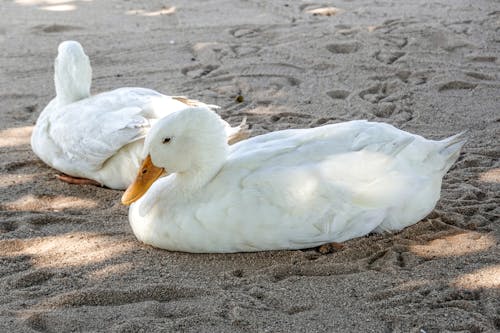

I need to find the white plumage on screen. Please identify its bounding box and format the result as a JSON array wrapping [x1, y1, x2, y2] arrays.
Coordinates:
[[31, 41, 248, 189], [126, 107, 466, 253]]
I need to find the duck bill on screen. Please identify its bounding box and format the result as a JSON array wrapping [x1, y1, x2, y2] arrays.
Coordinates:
[[121, 155, 166, 205]]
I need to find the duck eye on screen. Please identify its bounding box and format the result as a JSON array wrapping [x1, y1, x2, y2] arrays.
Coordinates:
[[162, 137, 171, 144]]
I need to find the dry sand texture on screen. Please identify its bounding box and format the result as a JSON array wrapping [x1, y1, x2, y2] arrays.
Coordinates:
[[1, 0, 499, 332]]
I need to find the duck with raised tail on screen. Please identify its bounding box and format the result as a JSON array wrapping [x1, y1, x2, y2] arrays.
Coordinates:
[[121, 107, 466, 253], [31, 41, 249, 189]]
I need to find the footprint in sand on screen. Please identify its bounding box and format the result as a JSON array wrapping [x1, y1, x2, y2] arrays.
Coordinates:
[[359, 83, 388, 103], [357, 81, 414, 120], [437, 81, 477, 92], [326, 89, 350, 100], [326, 42, 360, 54], [373, 102, 397, 118], [379, 35, 408, 49], [215, 63, 302, 90], [466, 55, 497, 63], [181, 64, 219, 79], [464, 72, 496, 81], [31, 24, 83, 34], [231, 45, 261, 57], [229, 27, 261, 39], [365, 246, 419, 271], [269, 112, 312, 124], [373, 50, 406, 65], [367, 281, 487, 332]]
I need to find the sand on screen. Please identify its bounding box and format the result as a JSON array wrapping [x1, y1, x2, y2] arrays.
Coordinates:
[[1, 0, 499, 331]]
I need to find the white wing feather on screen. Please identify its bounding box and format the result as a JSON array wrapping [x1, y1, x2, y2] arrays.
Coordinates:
[[193, 121, 433, 249], [44, 88, 190, 173]]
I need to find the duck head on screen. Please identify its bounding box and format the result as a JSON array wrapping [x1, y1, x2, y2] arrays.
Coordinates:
[[121, 107, 229, 205], [54, 40, 92, 106]]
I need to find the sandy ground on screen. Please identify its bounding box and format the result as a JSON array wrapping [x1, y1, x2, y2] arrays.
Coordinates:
[[1, 0, 499, 332]]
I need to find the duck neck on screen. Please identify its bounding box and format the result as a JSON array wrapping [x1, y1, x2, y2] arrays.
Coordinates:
[[174, 145, 228, 193], [54, 56, 91, 107]]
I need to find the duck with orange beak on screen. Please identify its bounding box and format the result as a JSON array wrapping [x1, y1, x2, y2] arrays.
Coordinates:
[[122, 107, 465, 253]]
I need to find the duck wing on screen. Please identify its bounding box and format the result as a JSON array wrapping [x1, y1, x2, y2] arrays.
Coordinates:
[[198, 121, 432, 249], [45, 88, 176, 172], [48, 103, 149, 172]]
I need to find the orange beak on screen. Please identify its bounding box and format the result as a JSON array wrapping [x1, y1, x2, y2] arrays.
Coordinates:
[[121, 155, 166, 205]]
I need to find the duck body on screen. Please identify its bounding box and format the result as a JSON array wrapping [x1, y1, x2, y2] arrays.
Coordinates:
[[32, 87, 199, 189], [126, 108, 466, 253], [31, 41, 248, 189]]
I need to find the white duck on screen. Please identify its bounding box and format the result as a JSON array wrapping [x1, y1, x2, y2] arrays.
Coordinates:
[[121, 107, 466, 253], [31, 41, 249, 189]]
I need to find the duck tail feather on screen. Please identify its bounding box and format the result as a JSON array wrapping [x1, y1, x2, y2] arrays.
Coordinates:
[[227, 116, 251, 145], [439, 130, 467, 171]]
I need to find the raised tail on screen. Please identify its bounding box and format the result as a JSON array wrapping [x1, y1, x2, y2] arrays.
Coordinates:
[[439, 131, 467, 173], [227, 116, 251, 145]]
